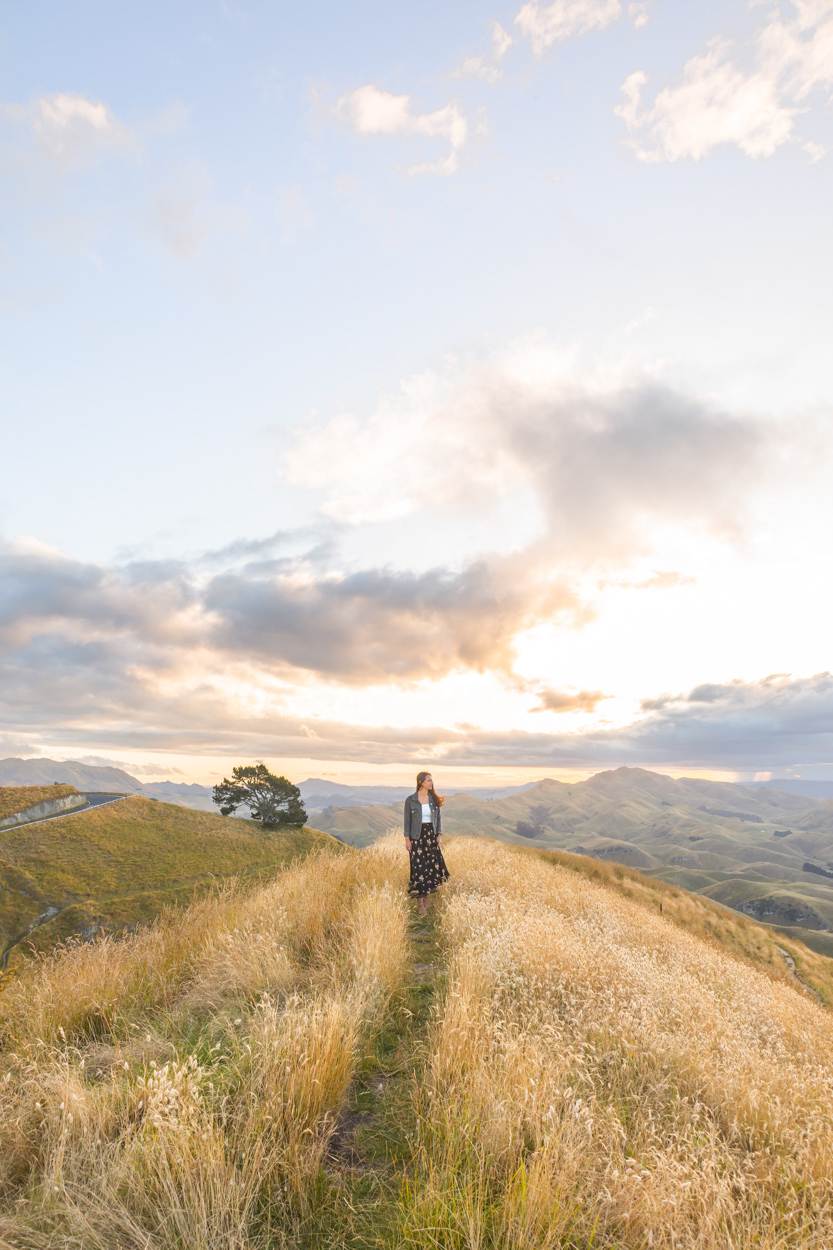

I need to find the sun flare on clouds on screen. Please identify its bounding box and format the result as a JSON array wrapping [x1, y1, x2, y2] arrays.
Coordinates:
[[5, 328, 831, 786]]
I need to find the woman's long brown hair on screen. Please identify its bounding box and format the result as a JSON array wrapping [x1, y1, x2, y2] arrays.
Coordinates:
[[416, 769, 444, 806]]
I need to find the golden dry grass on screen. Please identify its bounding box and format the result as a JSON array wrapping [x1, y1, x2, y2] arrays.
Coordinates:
[[522, 842, 833, 1006], [2, 831, 833, 1249], [401, 838, 833, 1248], [0, 839, 408, 1248]]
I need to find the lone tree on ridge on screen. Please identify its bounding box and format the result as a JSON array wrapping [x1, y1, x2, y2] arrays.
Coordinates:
[[212, 762, 307, 831]]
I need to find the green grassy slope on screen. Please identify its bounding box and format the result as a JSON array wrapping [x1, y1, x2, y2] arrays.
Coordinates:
[[0, 794, 337, 969], [0, 784, 78, 821]]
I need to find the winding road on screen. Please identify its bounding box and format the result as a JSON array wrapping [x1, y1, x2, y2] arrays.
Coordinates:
[[5, 791, 129, 830]]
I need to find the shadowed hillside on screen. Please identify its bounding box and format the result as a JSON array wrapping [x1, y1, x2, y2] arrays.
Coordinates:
[[0, 792, 336, 971], [1, 833, 833, 1249]]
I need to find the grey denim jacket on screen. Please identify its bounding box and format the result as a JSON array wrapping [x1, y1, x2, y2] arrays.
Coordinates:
[[403, 790, 441, 840]]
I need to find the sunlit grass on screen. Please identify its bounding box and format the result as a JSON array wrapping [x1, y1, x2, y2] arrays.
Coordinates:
[[395, 838, 833, 1248], [0, 839, 409, 1248], [2, 831, 833, 1248]]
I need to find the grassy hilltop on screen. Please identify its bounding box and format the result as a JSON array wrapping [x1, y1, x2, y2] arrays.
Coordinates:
[[1, 832, 833, 1248], [0, 790, 335, 970]]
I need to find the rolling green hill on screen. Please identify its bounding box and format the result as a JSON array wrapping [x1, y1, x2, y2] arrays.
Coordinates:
[[315, 765, 833, 954], [0, 792, 337, 970]]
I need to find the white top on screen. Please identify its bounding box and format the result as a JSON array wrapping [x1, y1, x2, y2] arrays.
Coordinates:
[[421, 800, 432, 822]]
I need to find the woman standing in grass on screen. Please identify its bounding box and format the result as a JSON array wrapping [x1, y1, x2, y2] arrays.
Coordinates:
[[403, 770, 450, 915]]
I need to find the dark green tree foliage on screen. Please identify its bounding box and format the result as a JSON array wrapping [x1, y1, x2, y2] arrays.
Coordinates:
[[212, 762, 307, 831]]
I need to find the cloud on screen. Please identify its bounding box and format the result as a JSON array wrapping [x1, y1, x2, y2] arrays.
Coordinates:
[[0, 341, 820, 768], [0, 90, 219, 267], [432, 672, 833, 772], [455, 20, 514, 83], [615, 1, 833, 161], [0, 542, 202, 652], [595, 569, 698, 591], [280, 339, 775, 565], [0, 342, 790, 751], [456, 1, 647, 76], [0, 734, 40, 757], [1, 92, 246, 263], [194, 524, 340, 569], [0, 525, 584, 714], [64, 754, 187, 777], [627, 1, 650, 29], [5, 537, 833, 774], [624, 670, 833, 770], [614, 45, 794, 161], [6, 595, 833, 773], [515, 0, 623, 54], [201, 555, 585, 683], [529, 687, 611, 712], [335, 83, 468, 174], [1, 91, 130, 165]]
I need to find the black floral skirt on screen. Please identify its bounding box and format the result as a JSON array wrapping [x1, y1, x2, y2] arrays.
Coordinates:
[[407, 821, 450, 898]]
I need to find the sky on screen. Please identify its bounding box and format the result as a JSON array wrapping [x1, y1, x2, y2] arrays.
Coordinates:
[[2, 0, 833, 789]]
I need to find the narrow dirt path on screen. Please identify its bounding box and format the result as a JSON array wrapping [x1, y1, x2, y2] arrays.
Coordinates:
[[775, 942, 825, 1004], [320, 898, 445, 1246]]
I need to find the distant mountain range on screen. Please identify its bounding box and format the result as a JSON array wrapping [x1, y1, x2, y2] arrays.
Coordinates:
[[0, 757, 146, 793], [0, 758, 541, 814]]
